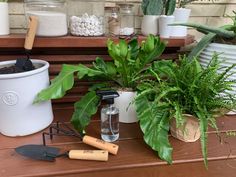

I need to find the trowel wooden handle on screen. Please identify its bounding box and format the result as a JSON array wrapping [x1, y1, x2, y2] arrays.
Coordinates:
[[24, 16, 38, 50], [82, 135, 119, 155], [68, 150, 108, 161]]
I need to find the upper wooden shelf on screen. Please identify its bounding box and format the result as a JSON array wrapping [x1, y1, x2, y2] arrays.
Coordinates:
[[0, 34, 194, 48]]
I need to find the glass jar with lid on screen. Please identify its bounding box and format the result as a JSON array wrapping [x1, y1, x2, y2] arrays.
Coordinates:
[[105, 6, 120, 36], [24, 0, 68, 37], [68, 0, 105, 36], [118, 3, 135, 37]]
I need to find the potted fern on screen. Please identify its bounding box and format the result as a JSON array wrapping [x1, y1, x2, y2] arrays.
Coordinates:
[[35, 35, 166, 132], [135, 55, 236, 167], [172, 11, 236, 110], [0, 0, 9, 35], [141, 0, 163, 36]]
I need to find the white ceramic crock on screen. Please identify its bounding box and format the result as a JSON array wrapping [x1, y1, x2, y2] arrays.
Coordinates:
[[0, 2, 10, 35], [141, 15, 159, 36], [171, 8, 191, 37], [114, 90, 138, 123], [0, 60, 53, 136]]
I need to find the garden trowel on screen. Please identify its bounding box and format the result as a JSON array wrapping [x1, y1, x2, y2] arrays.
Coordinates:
[[15, 16, 38, 72], [15, 144, 108, 162]]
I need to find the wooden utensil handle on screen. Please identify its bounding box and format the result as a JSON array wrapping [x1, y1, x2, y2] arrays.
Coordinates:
[[24, 16, 38, 50], [82, 135, 119, 155], [68, 150, 108, 161]]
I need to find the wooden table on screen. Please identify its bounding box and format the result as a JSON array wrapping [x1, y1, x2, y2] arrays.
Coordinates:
[[1, 108, 236, 177]]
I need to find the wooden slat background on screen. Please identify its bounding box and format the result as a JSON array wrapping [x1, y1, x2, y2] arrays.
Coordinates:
[[0, 35, 194, 109]]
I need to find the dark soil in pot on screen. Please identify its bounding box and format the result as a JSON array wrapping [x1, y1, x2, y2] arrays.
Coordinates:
[[0, 59, 35, 74]]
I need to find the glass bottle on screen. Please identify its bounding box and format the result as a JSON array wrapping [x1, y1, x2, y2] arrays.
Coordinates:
[[101, 104, 119, 142], [97, 90, 119, 142], [118, 3, 135, 37], [24, 0, 68, 37], [105, 6, 120, 36]]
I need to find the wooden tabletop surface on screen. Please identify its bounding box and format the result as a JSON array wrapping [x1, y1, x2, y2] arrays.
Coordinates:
[[0, 34, 194, 48], [1, 108, 236, 177]]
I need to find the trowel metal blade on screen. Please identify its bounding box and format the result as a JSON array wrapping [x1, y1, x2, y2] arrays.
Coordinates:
[[15, 144, 60, 162]]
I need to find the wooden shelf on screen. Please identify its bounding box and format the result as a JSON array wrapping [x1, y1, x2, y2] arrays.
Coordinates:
[[0, 34, 194, 48]]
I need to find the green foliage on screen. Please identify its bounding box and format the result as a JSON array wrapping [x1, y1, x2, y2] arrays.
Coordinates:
[[135, 55, 236, 166], [35, 35, 166, 133], [164, 0, 176, 16], [141, 0, 164, 15], [135, 95, 173, 164], [71, 91, 100, 134], [34, 64, 81, 103], [0, 0, 8, 2]]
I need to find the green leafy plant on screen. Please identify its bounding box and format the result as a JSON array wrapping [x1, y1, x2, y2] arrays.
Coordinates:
[[164, 0, 176, 16], [35, 35, 166, 134], [171, 11, 236, 59], [135, 55, 236, 167], [141, 0, 164, 15], [0, 0, 8, 2]]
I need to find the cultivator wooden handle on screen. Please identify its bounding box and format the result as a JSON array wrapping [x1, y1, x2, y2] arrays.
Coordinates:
[[82, 135, 119, 155], [68, 150, 108, 161]]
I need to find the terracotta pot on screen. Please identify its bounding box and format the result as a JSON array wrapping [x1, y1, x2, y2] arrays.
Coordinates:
[[170, 114, 200, 142]]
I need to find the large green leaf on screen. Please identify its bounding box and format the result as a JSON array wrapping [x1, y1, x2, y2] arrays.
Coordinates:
[[71, 91, 100, 134], [170, 23, 235, 38], [135, 95, 173, 164], [34, 64, 80, 103]]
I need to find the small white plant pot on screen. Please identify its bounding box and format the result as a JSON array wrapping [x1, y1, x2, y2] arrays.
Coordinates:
[[171, 8, 191, 37], [0, 60, 53, 137], [114, 90, 138, 123], [141, 15, 159, 36], [170, 114, 200, 142], [0, 2, 10, 35], [159, 15, 175, 38]]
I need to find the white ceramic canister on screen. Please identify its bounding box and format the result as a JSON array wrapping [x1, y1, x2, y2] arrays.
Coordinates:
[[0, 2, 10, 35], [25, 0, 68, 37], [141, 15, 159, 36], [171, 8, 191, 37], [114, 90, 137, 123], [0, 60, 53, 137], [159, 15, 175, 38]]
